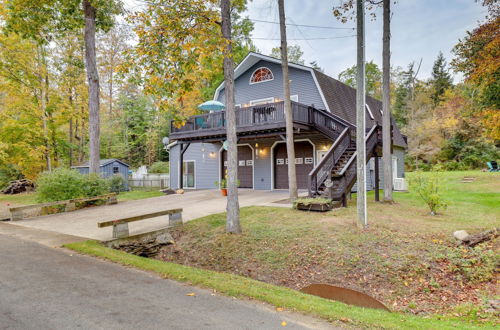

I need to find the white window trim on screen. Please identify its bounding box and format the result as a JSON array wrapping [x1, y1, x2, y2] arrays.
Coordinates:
[[249, 97, 275, 106], [182, 160, 196, 189], [290, 94, 299, 102], [249, 67, 274, 85]]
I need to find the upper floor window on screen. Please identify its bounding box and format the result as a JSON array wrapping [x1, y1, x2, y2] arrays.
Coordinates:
[[250, 67, 274, 84]]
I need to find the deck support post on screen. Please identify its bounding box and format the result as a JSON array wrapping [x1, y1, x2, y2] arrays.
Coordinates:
[[374, 155, 380, 202], [179, 143, 190, 189]]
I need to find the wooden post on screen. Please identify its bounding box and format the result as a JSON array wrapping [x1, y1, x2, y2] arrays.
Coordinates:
[[374, 156, 380, 202], [179, 143, 190, 189], [356, 0, 368, 228]]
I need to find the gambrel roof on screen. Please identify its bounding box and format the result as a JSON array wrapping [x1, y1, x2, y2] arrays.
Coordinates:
[[214, 52, 407, 148]]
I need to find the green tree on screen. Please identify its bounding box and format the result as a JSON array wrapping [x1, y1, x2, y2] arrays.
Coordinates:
[[430, 52, 453, 105], [338, 61, 382, 99], [270, 44, 304, 64]]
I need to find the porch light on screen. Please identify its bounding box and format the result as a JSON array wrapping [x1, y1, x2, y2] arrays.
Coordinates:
[[209, 152, 217, 159]]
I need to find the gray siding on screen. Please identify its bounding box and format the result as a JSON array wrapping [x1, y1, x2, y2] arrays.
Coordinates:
[[254, 141, 274, 190], [73, 161, 129, 189], [217, 60, 326, 109], [169, 142, 220, 190], [169, 144, 180, 189]]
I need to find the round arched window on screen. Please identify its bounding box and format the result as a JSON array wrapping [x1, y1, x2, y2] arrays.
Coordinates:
[[250, 67, 274, 84]]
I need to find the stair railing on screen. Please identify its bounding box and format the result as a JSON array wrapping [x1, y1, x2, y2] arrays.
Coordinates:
[[334, 125, 380, 197], [308, 127, 351, 197]]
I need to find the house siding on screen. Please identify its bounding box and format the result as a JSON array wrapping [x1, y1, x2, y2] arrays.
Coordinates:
[[169, 142, 220, 190], [217, 60, 326, 110]]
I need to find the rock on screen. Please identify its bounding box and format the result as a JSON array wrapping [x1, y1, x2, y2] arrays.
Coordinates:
[[155, 233, 174, 245], [161, 189, 176, 195], [453, 230, 470, 241]]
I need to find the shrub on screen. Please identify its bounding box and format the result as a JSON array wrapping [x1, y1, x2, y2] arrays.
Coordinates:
[[37, 168, 87, 202], [0, 165, 22, 190], [148, 161, 169, 174], [408, 171, 447, 215], [445, 246, 498, 283], [82, 174, 110, 197], [37, 168, 111, 202], [108, 174, 127, 193]]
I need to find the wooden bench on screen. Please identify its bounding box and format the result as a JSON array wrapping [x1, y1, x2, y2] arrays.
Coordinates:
[[97, 208, 183, 239], [10, 193, 118, 221]]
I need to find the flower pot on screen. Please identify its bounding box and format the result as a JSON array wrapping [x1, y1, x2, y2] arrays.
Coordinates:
[[295, 202, 333, 212], [221, 188, 228, 196]]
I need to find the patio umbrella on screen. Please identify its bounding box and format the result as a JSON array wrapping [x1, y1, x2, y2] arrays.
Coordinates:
[[198, 100, 225, 111]]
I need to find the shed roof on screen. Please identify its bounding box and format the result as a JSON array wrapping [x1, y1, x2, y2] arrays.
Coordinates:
[[72, 158, 129, 168]]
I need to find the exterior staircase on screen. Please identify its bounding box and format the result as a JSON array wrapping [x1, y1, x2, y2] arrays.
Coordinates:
[[308, 121, 381, 207]]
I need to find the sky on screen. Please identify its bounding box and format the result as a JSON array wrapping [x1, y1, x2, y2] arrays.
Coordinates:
[[245, 0, 487, 81], [123, 0, 488, 82]]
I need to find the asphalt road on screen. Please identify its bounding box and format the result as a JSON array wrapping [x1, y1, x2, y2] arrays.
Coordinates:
[[0, 233, 333, 330]]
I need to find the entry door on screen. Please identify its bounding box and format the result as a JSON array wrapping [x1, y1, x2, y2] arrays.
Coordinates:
[[182, 161, 195, 188]]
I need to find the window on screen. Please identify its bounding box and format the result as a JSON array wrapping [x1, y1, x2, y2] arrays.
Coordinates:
[[182, 161, 195, 188], [250, 67, 274, 84], [290, 95, 299, 102], [249, 97, 274, 106], [113, 167, 119, 174]]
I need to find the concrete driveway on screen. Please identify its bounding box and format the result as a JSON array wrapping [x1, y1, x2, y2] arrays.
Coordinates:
[[9, 189, 291, 241]]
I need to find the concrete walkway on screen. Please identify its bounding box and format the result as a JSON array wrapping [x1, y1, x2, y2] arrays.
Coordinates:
[[0, 232, 335, 330], [9, 189, 291, 241]]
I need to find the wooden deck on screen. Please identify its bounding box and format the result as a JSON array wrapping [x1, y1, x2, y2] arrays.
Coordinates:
[[170, 101, 353, 142]]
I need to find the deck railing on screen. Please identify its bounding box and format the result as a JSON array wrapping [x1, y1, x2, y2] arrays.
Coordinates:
[[170, 101, 351, 138]]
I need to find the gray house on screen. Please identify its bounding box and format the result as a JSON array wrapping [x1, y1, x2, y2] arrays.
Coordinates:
[[72, 158, 129, 189], [168, 53, 406, 204]]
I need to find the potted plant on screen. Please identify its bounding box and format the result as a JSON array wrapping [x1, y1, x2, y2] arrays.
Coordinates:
[[214, 178, 240, 196], [293, 197, 334, 212], [214, 179, 228, 196]]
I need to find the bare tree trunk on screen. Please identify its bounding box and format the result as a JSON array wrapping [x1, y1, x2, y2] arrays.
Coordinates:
[[68, 89, 74, 167], [38, 45, 51, 172], [356, 0, 367, 228], [221, 0, 241, 234], [278, 0, 298, 200], [382, 0, 393, 202], [84, 0, 100, 174]]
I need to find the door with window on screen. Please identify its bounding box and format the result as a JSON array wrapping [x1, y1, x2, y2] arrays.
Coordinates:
[[182, 161, 195, 188]]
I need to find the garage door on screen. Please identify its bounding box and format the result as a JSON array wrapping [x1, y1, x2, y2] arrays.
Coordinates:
[[222, 145, 253, 188], [274, 141, 314, 189]]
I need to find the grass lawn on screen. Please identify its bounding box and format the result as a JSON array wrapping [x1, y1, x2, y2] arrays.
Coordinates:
[[150, 170, 498, 325], [65, 240, 491, 329]]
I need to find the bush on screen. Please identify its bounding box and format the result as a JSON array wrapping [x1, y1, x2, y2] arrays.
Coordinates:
[[108, 174, 127, 193], [444, 246, 498, 283], [37, 168, 110, 202], [82, 174, 110, 197], [37, 168, 87, 202], [0, 165, 22, 190], [148, 161, 169, 174], [408, 171, 447, 215]]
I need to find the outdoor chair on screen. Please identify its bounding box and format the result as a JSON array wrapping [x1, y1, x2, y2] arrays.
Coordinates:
[[487, 161, 498, 172]]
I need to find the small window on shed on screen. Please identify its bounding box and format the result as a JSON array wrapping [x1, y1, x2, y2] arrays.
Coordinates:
[[113, 166, 119, 174]]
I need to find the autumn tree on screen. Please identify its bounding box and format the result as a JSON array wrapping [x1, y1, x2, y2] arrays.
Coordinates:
[[4, 0, 123, 174]]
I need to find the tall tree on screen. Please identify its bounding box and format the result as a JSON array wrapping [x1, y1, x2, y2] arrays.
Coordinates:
[[382, 0, 393, 202], [338, 61, 382, 99], [270, 44, 305, 64], [83, 0, 100, 173], [356, 0, 367, 227], [221, 0, 241, 234], [278, 0, 298, 200], [4, 0, 123, 174], [430, 52, 453, 105]]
